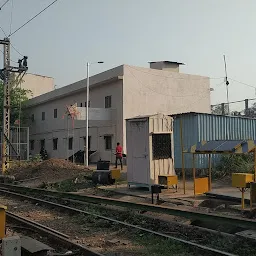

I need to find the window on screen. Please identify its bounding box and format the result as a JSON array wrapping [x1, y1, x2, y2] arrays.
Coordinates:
[[53, 138, 58, 150], [83, 136, 91, 150], [31, 114, 34, 122], [54, 109, 58, 118], [104, 135, 112, 150], [152, 134, 172, 160], [42, 112, 45, 121], [40, 139, 45, 149], [105, 96, 112, 108], [68, 137, 73, 150], [84, 101, 91, 107], [30, 140, 34, 151]]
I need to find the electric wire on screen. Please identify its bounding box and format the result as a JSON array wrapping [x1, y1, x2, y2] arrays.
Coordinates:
[[229, 78, 256, 89], [10, 43, 23, 57], [0, 0, 10, 10], [0, 26, 7, 37], [9, 0, 59, 37]]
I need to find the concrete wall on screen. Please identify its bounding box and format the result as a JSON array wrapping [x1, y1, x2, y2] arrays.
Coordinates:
[[149, 61, 180, 72], [20, 73, 54, 98], [122, 64, 211, 152]]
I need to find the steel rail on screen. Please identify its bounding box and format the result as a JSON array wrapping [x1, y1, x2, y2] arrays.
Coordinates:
[[0, 183, 256, 230], [6, 211, 103, 256], [0, 188, 236, 256]]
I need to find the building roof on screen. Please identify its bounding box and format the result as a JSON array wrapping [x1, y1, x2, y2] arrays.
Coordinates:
[[184, 140, 256, 154], [26, 73, 54, 79], [25, 65, 124, 107], [149, 61, 185, 65], [126, 115, 152, 121], [171, 111, 256, 120]]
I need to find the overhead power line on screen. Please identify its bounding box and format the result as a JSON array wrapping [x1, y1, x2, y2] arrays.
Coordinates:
[[9, 0, 59, 37], [0, 0, 10, 10], [0, 26, 7, 37], [229, 78, 256, 89], [10, 43, 23, 57]]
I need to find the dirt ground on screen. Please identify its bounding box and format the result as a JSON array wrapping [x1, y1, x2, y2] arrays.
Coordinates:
[[7, 159, 91, 186]]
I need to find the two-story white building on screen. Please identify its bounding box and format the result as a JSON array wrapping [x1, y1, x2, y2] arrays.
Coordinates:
[[25, 61, 211, 163]]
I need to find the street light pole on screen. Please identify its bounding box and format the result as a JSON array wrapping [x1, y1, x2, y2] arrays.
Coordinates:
[[85, 61, 104, 167], [86, 62, 90, 167]]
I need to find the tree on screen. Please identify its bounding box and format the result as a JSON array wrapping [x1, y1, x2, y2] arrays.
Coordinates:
[[0, 81, 31, 126], [211, 104, 229, 115], [244, 102, 256, 118]]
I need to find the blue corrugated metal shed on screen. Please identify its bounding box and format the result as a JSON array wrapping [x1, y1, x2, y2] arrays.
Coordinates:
[[172, 112, 256, 169]]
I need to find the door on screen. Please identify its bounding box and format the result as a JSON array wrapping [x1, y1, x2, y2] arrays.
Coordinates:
[[131, 121, 149, 184]]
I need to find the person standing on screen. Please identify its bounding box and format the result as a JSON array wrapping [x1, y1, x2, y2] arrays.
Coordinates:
[[115, 142, 123, 170]]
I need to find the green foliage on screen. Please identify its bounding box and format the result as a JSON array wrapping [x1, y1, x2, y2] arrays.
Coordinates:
[[0, 81, 31, 125], [214, 154, 254, 178], [29, 154, 42, 162]]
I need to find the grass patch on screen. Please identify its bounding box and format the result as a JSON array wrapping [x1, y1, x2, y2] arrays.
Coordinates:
[[213, 153, 254, 179]]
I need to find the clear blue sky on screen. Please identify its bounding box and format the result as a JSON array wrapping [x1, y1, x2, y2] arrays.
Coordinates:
[[0, 0, 256, 108]]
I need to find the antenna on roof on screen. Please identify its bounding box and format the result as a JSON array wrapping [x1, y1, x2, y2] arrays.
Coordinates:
[[223, 55, 230, 115]]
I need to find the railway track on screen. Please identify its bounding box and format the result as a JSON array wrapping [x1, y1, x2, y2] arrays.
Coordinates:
[[1, 183, 256, 229], [0, 183, 245, 256], [6, 211, 103, 256]]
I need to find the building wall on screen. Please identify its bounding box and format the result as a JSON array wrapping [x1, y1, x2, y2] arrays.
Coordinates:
[[173, 112, 256, 169], [20, 73, 54, 98], [26, 78, 124, 162], [122, 64, 211, 152]]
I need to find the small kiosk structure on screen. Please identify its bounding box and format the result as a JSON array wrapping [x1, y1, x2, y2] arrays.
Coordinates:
[[126, 113, 176, 190]]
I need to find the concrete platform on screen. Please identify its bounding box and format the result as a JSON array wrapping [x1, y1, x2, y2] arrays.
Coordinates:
[[99, 179, 251, 204], [99, 180, 200, 202]]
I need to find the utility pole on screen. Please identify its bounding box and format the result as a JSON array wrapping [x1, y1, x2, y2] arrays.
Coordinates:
[[0, 37, 28, 173], [1, 38, 10, 173], [223, 55, 230, 115], [85, 61, 104, 167]]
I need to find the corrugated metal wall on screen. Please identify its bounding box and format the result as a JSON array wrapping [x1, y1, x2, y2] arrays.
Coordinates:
[[173, 113, 256, 169]]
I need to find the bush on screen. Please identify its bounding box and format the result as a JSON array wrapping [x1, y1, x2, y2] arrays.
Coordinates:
[[214, 153, 254, 178]]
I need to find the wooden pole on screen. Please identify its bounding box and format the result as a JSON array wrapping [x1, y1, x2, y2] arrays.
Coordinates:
[[208, 154, 212, 191], [193, 153, 196, 196], [254, 149, 256, 182], [180, 119, 186, 194]]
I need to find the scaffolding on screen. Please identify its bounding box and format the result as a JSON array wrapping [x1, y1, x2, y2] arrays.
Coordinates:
[[0, 126, 29, 161]]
